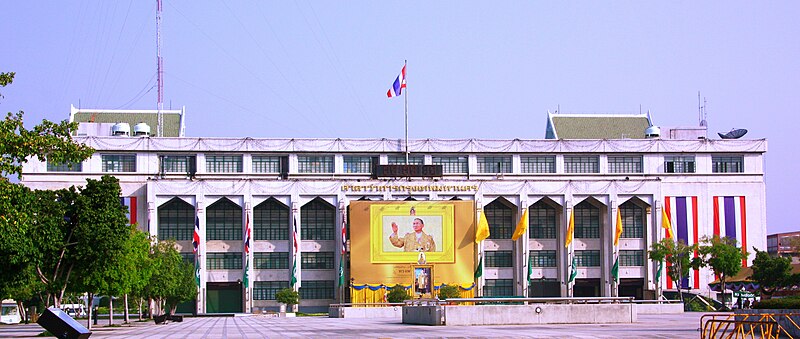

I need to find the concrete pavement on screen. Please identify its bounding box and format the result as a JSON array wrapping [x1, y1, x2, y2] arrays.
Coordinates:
[[0, 312, 706, 338]]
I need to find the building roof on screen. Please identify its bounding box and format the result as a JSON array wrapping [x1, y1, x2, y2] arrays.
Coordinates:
[[546, 112, 652, 139], [70, 105, 185, 137]]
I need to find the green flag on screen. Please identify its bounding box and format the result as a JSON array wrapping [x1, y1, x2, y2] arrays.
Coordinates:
[[195, 257, 200, 288], [568, 256, 578, 283], [474, 256, 483, 279], [527, 256, 533, 281], [244, 259, 250, 289], [611, 256, 619, 282], [291, 260, 298, 287], [338, 258, 345, 285], [655, 260, 663, 283]]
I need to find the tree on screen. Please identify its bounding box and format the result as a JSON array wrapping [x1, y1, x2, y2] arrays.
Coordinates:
[[648, 238, 702, 302], [145, 241, 196, 316], [698, 236, 748, 306], [436, 284, 461, 300], [749, 249, 793, 299], [386, 284, 409, 303], [275, 288, 300, 307]]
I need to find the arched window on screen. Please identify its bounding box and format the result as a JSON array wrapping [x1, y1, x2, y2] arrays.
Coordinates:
[[158, 197, 194, 241], [574, 201, 600, 239], [301, 198, 334, 240], [486, 199, 513, 239], [206, 198, 242, 240], [620, 201, 644, 239], [529, 201, 557, 239], [253, 198, 289, 240]]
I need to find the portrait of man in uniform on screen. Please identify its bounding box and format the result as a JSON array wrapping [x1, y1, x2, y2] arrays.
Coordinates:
[[388, 217, 436, 252]]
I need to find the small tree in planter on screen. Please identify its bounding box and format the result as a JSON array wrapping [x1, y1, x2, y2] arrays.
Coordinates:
[[386, 285, 409, 303], [437, 285, 461, 303], [275, 288, 299, 315]]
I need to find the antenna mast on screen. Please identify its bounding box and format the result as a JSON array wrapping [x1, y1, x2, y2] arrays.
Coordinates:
[[156, 0, 164, 137], [698, 91, 707, 127]]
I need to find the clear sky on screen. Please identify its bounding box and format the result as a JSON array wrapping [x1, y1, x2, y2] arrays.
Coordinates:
[[2, 1, 798, 234]]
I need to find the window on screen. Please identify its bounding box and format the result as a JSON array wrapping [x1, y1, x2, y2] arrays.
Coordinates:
[[619, 250, 644, 266], [574, 201, 600, 238], [564, 155, 599, 173], [485, 200, 513, 239], [207, 252, 242, 270], [664, 156, 695, 173], [530, 250, 557, 267], [206, 198, 242, 241], [477, 156, 511, 173], [253, 281, 290, 300], [483, 279, 513, 297], [608, 155, 643, 173], [160, 155, 196, 173], [253, 156, 282, 173], [575, 250, 600, 267], [485, 251, 513, 267], [180, 253, 195, 263], [158, 197, 194, 241], [301, 252, 334, 269], [432, 156, 468, 174], [298, 155, 334, 173], [253, 252, 289, 269], [300, 280, 334, 299], [47, 160, 82, 172], [301, 199, 334, 240], [253, 198, 289, 240], [521, 155, 555, 173], [619, 201, 644, 239], [343, 156, 372, 173], [529, 202, 557, 239], [712, 156, 743, 173], [102, 154, 136, 172], [387, 155, 424, 165], [206, 155, 243, 173]]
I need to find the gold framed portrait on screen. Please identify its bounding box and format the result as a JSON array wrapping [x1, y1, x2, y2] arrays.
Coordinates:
[[369, 202, 455, 263], [412, 265, 434, 299]]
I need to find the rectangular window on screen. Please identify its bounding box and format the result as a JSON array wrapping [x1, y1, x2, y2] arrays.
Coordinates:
[[343, 156, 372, 173], [530, 250, 557, 267], [574, 206, 600, 239], [608, 155, 643, 173], [206, 252, 243, 270], [619, 250, 644, 267], [432, 156, 468, 174], [664, 156, 695, 173], [253, 281, 290, 300], [620, 204, 644, 239], [253, 252, 289, 269], [180, 253, 194, 264], [477, 156, 511, 173], [298, 155, 334, 173], [299, 280, 334, 299], [47, 160, 82, 172], [485, 251, 513, 268], [253, 155, 282, 173], [301, 252, 334, 270], [387, 155, 424, 165], [160, 155, 196, 173], [206, 155, 243, 173], [521, 155, 555, 173], [529, 205, 557, 239], [486, 205, 513, 240], [575, 250, 601, 267], [712, 156, 743, 173], [564, 155, 599, 173], [101, 154, 136, 172], [483, 279, 514, 297]]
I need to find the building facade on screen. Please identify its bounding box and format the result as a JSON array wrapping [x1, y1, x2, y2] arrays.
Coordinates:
[[21, 113, 768, 313]]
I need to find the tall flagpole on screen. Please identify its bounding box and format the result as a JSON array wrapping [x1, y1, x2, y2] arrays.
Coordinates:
[[404, 60, 409, 164]]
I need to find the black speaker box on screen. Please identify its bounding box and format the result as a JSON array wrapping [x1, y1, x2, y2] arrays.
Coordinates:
[[36, 307, 91, 339]]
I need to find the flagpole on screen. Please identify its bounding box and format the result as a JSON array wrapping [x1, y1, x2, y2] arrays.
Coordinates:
[[404, 60, 409, 164]]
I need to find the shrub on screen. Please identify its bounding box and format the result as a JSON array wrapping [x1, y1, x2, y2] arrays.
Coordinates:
[[386, 285, 409, 303], [437, 284, 461, 300], [752, 296, 800, 309], [275, 288, 299, 306]]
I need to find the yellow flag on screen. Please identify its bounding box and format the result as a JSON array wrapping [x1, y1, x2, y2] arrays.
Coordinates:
[[511, 208, 529, 241], [475, 210, 490, 243], [661, 207, 674, 238], [614, 208, 623, 247], [565, 209, 574, 248]]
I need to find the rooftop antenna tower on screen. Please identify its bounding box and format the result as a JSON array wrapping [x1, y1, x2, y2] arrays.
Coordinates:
[[698, 91, 707, 127], [156, 0, 164, 137]]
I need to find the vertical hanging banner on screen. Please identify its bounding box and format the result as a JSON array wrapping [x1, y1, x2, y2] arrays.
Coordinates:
[[664, 196, 699, 289], [713, 196, 748, 266]]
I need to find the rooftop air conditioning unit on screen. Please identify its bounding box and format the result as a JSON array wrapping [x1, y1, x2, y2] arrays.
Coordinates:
[[133, 122, 151, 137], [111, 122, 131, 136], [645, 125, 661, 139]]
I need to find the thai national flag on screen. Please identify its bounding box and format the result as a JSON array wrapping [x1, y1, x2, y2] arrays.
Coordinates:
[[386, 64, 406, 98], [664, 196, 700, 289], [193, 215, 200, 254], [120, 197, 137, 225], [244, 213, 251, 255], [713, 196, 748, 267]]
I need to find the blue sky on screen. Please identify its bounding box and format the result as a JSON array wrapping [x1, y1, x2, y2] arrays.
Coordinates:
[[2, 1, 798, 233]]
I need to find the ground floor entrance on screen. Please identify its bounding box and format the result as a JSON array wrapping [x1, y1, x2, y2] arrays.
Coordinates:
[[206, 282, 242, 313]]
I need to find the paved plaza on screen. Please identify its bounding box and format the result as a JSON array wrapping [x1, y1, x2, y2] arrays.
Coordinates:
[[0, 312, 706, 338]]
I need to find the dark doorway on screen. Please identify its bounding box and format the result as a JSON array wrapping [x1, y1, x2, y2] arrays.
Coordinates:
[[206, 282, 242, 313], [573, 278, 601, 297], [618, 278, 644, 299], [529, 279, 561, 297]]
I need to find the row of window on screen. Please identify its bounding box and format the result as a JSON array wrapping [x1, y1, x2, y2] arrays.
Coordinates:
[[48, 154, 745, 174], [480, 250, 644, 268], [253, 280, 333, 300], [205, 252, 336, 270]]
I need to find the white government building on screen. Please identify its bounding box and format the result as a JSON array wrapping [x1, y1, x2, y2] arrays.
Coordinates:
[[21, 107, 767, 313]]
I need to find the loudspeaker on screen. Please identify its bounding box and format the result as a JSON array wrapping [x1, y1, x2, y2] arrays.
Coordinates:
[[36, 307, 91, 339]]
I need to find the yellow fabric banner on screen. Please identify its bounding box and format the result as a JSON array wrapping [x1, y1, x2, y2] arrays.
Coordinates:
[[511, 208, 529, 241], [475, 210, 490, 243], [565, 209, 575, 247]]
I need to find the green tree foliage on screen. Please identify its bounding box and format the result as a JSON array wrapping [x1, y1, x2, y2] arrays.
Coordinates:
[[145, 241, 196, 315], [698, 236, 748, 306], [275, 288, 300, 306], [0, 72, 14, 98], [436, 284, 461, 300], [648, 237, 702, 301], [749, 249, 794, 298], [386, 284, 409, 303]]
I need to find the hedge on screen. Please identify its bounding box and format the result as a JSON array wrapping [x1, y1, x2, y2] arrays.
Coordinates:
[[752, 296, 800, 309]]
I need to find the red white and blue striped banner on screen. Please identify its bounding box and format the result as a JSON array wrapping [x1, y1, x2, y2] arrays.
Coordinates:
[[713, 196, 748, 267], [120, 197, 137, 225], [664, 196, 699, 289]]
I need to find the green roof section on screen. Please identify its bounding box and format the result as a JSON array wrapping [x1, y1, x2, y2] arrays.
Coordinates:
[[73, 112, 182, 137], [548, 114, 651, 139]]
